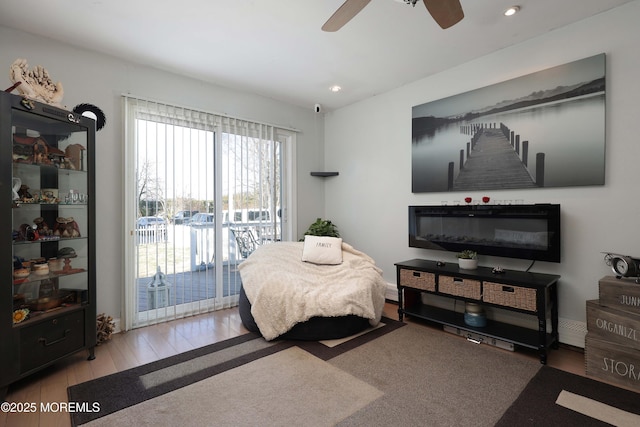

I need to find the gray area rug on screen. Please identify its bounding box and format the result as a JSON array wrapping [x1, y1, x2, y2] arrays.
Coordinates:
[[68, 317, 404, 426], [496, 366, 640, 426], [69, 318, 552, 426], [331, 323, 541, 426], [81, 346, 385, 426]]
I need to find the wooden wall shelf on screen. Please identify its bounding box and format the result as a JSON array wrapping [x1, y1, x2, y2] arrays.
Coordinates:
[[310, 172, 339, 177]]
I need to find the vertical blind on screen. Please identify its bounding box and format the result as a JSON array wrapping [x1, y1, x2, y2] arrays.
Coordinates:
[[122, 96, 289, 330]]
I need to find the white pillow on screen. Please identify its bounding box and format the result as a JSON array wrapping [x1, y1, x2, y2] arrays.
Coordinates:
[[301, 235, 343, 265]]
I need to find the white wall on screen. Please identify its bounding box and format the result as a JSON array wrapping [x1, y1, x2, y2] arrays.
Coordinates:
[[0, 27, 327, 319], [324, 1, 640, 345]]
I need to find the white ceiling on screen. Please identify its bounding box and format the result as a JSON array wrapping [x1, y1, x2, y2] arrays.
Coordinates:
[[0, 0, 634, 111]]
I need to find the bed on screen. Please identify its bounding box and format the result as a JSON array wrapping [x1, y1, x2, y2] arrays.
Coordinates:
[[238, 239, 387, 341]]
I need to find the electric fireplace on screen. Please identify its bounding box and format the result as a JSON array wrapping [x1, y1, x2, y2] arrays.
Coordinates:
[[409, 204, 561, 262]]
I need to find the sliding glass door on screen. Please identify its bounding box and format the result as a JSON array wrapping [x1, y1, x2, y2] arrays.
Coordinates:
[[123, 97, 294, 330]]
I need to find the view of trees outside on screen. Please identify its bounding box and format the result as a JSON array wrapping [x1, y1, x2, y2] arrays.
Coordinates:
[[136, 122, 281, 222]]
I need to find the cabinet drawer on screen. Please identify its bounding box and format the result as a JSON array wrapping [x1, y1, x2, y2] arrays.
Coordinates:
[[438, 276, 481, 300], [20, 310, 85, 373], [483, 281, 537, 311], [399, 269, 436, 291]]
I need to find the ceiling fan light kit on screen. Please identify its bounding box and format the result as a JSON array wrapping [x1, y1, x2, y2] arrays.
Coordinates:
[[323, 0, 463, 32]]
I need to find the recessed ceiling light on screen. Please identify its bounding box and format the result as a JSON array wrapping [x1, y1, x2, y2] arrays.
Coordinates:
[[504, 6, 520, 16], [329, 85, 342, 93]]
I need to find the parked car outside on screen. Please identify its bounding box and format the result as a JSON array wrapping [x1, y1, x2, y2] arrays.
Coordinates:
[[188, 213, 215, 226], [226, 209, 271, 224], [172, 210, 199, 224], [136, 216, 167, 227]]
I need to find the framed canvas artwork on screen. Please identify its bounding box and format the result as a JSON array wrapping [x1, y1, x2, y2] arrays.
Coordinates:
[[411, 54, 605, 193]]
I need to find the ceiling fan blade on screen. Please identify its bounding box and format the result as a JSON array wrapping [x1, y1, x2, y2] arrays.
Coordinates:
[[322, 0, 372, 32], [423, 0, 464, 29]]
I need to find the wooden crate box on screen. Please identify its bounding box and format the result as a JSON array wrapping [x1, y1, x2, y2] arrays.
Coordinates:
[[586, 300, 640, 351], [598, 276, 640, 316], [585, 334, 640, 393]]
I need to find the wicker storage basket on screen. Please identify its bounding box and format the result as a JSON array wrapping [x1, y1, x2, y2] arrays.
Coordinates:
[[399, 269, 436, 292], [438, 276, 481, 300], [483, 281, 537, 311]]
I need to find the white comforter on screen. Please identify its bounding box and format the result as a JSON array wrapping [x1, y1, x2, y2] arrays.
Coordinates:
[[238, 241, 387, 340]]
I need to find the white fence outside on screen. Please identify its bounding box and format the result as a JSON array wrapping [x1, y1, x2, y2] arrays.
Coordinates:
[[136, 224, 167, 244], [137, 222, 280, 272]]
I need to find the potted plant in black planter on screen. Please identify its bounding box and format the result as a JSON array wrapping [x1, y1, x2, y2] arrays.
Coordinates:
[[457, 250, 478, 270], [301, 218, 340, 239]]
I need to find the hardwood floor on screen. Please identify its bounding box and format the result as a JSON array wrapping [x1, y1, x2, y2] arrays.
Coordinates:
[[1, 302, 585, 427]]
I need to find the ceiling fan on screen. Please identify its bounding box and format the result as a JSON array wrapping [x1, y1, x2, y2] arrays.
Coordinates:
[[322, 0, 464, 32]]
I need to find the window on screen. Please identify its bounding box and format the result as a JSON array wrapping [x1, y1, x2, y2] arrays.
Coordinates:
[[123, 96, 295, 330]]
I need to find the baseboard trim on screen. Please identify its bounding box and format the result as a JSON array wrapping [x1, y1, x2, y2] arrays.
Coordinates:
[[558, 317, 587, 348], [385, 282, 398, 301], [112, 317, 122, 334]]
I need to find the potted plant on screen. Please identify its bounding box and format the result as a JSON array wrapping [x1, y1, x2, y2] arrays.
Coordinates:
[[457, 250, 478, 270], [300, 218, 340, 240]]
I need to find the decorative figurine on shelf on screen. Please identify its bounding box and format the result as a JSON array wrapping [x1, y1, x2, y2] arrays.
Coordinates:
[[9, 58, 64, 107], [12, 136, 34, 163], [57, 247, 82, 274], [39, 189, 59, 204], [48, 257, 64, 273], [33, 217, 54, 237], [16, 224, 38, 241], [32, 137, 49, 164], [65, 144, 86, 171], [47, 145, 66, 167], [13, 308, 29, 325], [12, 177, 21, 200], [13, 135, 50, 165], [18, 184, 33, 202], [13, 134, 76, 168], [54, 217, 80, 238], [57, 247, 77, 258]]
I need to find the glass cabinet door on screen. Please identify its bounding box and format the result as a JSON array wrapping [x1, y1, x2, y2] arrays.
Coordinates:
[[11, 107, 91, 326]]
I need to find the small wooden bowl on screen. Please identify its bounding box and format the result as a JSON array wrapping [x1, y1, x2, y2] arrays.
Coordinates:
[[13, 268, 30, 279]]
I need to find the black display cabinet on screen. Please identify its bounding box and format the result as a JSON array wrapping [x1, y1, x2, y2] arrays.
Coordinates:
[[1, 92, 96, 399]]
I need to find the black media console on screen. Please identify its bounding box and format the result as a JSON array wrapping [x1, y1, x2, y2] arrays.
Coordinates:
[[395, 259, 560, 364]]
